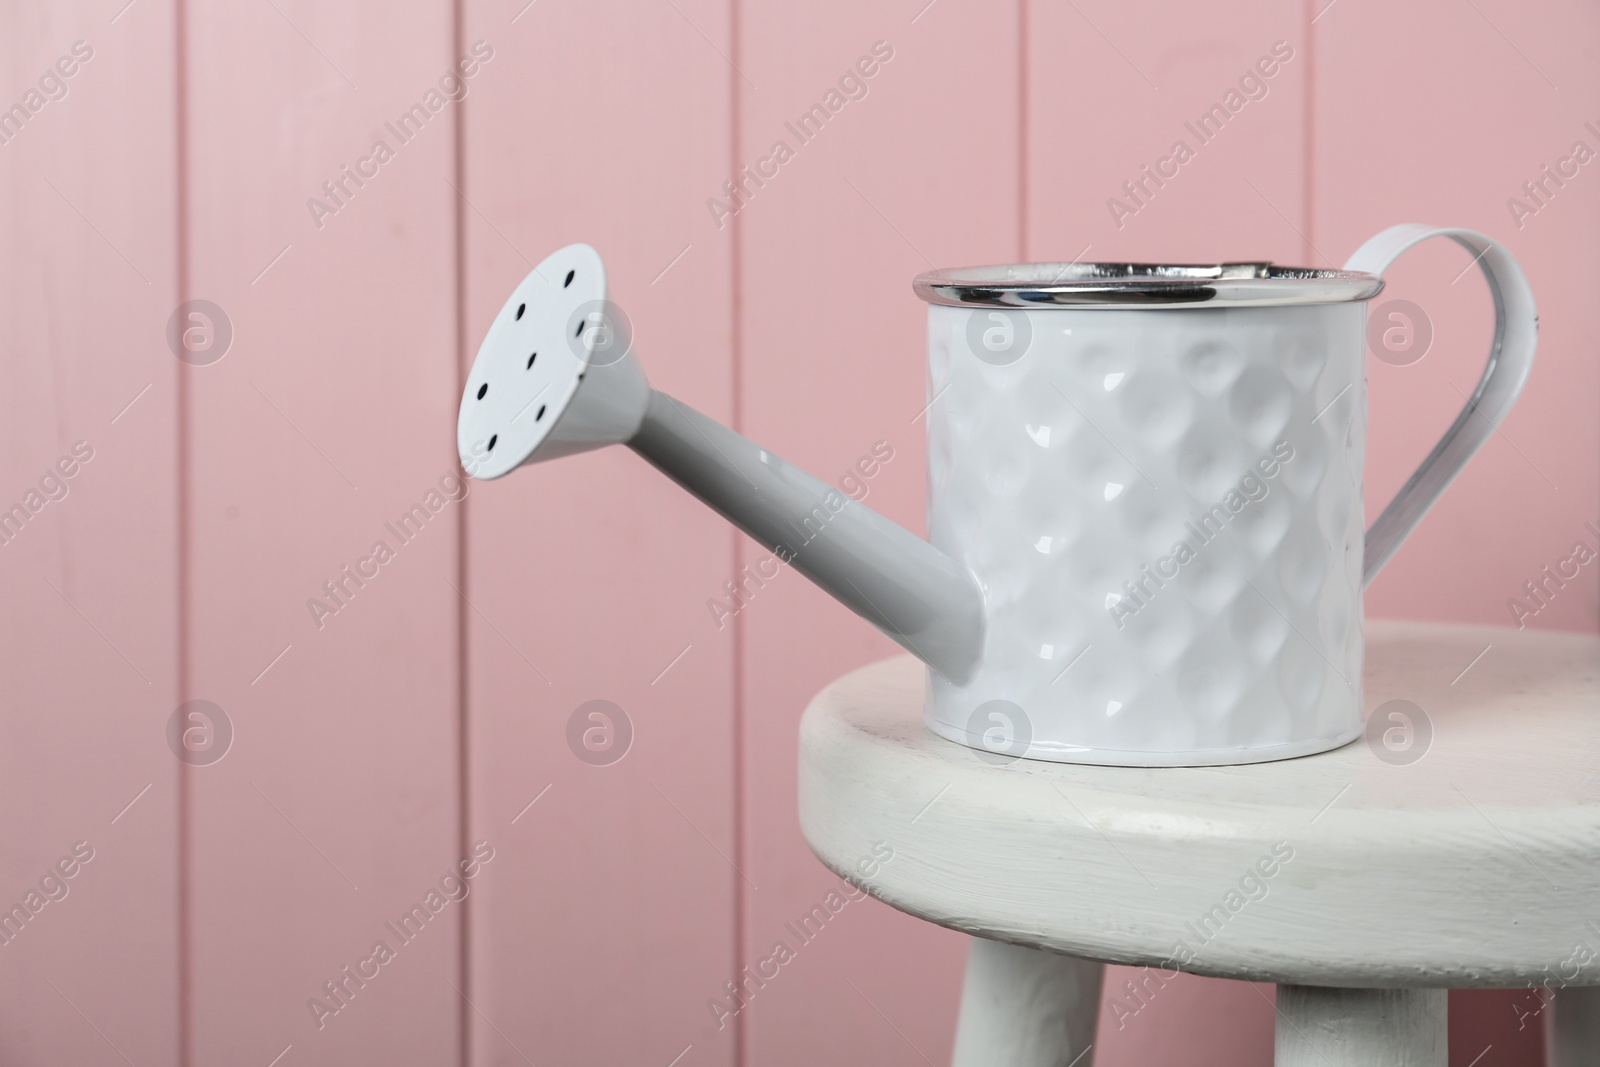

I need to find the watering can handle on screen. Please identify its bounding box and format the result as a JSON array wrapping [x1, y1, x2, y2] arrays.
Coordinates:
[[1344, 225, 1538, 587]]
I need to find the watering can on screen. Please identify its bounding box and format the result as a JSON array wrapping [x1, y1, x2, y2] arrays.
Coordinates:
[[458, 227, 1534, 766]]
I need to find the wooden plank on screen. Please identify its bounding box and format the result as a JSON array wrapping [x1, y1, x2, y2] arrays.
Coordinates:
[[1027, 1, 1311, 264], [1317, 2, 1598, 1064], [1314, 0, 1599, 635], [181, 2, 464, 1062], [457, 0, 737, 1064], [1024, 3, 1312, 1064], [0, 2, 181, 1064], [735, 1, 1019, 1063]]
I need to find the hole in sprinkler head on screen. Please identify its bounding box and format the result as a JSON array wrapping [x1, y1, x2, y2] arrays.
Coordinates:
[[575, 319, 585, 337], [515, 303, 526, 320], [526, 352, 537, 369], [564, 270, 575, 288], [536, 405, 546, 422], [476, 383, 488, 400], [487, 434, 498, 451]]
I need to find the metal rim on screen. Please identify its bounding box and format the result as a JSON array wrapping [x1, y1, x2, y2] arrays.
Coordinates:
[[913, 261, 1384, 308]]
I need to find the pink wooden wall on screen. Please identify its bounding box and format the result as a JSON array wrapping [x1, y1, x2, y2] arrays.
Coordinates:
[[0, 0, 1593, 1065]]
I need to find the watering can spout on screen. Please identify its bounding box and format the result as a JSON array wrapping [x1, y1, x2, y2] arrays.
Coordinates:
[[455, 244, 985, 684], [628, 390, 985, 683]]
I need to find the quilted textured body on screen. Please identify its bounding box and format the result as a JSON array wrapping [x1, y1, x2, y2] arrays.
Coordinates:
[[923, 302, 1368, 765]]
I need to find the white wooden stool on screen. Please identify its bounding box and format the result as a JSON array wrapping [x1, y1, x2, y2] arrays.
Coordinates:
[[798, 622, 1600, 1066]]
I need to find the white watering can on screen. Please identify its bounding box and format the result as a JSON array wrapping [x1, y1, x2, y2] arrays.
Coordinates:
[[458, 229, 1535, 767]]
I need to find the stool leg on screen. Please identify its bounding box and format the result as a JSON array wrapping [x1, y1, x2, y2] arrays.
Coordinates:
[[1549, 985, 1600, 1066], [1274, 986, 1445, 1067], [951, 937, 1103, 1067]]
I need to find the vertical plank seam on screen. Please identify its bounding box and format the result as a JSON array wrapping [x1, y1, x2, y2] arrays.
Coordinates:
[[728, 0, 747, 1062], [173, 0, 193, 1062], [1303, 0, 1317, 264], [1018, 0, 1029, 261], [451, 0, 472, 1061]]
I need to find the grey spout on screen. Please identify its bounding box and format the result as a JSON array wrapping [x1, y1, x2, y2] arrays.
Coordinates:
[[453, 243, 985, 681], [629, 390, 985, 684]]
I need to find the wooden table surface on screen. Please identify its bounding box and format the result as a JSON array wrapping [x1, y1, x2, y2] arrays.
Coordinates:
[[799, 621, 1600, 988]]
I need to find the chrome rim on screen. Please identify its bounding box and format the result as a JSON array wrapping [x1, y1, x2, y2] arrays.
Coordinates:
[[914, 261, 1383, 308]]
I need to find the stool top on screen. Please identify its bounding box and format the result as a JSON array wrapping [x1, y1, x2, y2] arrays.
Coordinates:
[[798, 621, 1600, 988]]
